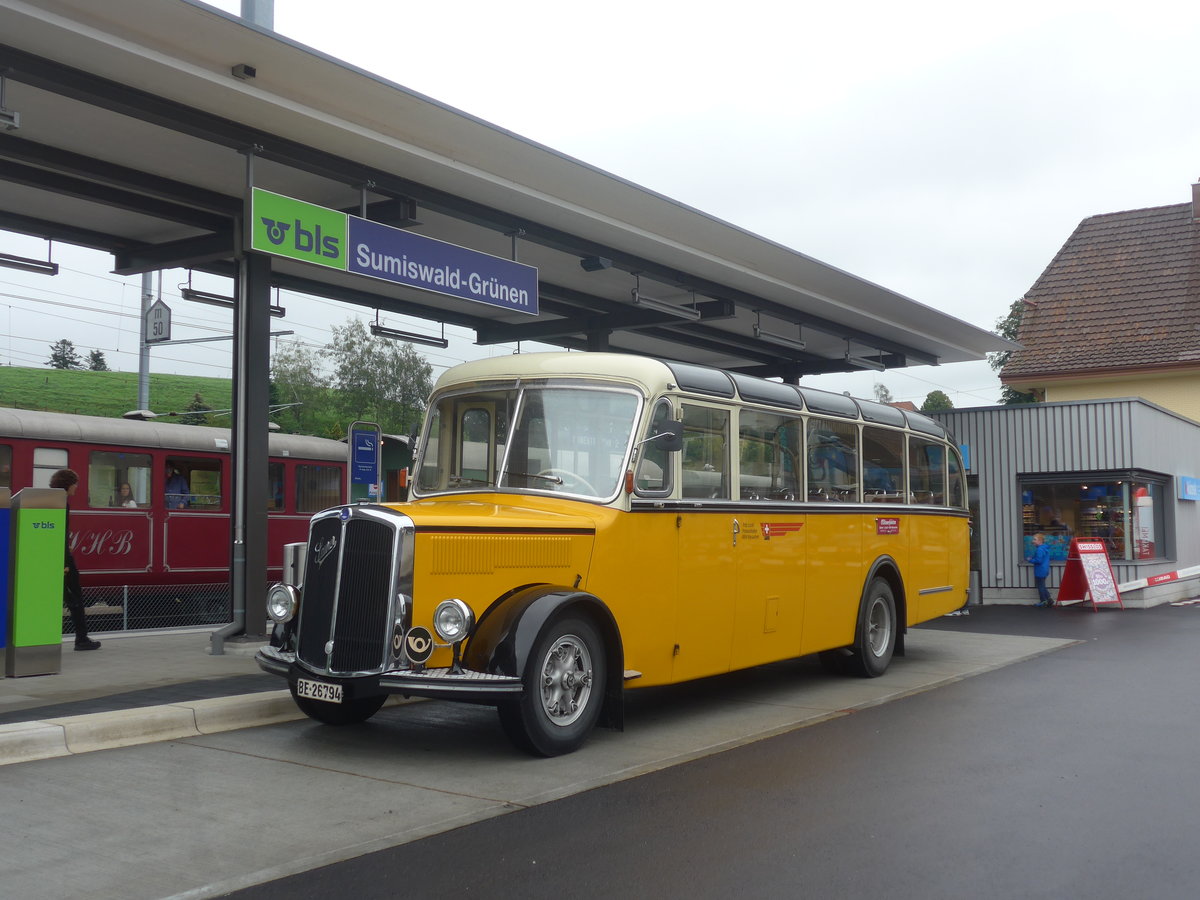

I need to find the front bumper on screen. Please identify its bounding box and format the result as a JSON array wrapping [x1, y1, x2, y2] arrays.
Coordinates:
[[256, 645, 523, 702]]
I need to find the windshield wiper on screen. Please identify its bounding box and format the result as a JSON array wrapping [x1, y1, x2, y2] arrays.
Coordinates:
[[504, 470, 563, 485], [447, 473, 494, 487]]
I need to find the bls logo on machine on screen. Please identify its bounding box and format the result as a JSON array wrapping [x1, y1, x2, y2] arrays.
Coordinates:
[[259, 217, 341, 259], [404, 626, 435, 665]]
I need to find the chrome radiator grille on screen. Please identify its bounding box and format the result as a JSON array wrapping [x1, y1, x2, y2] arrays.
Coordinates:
[[296, 510, 403, 675]]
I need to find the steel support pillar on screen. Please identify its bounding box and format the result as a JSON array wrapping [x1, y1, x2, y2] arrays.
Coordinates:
[[212, 249, 271, 652]]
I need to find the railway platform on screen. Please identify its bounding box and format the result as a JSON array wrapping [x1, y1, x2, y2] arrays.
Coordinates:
[[0, 628, 303, 766]]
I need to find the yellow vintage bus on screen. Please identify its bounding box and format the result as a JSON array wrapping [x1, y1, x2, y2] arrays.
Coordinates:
[[257, 352, 969, 755]]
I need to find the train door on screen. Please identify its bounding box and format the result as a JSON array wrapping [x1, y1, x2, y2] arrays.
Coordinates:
[[162, 454, 227, 574]]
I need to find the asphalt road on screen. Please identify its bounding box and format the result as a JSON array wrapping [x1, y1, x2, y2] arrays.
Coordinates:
[[223, 603, 1200, 900]]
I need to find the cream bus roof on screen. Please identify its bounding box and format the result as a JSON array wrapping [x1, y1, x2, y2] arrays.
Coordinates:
[[433, 352, 949, 440]]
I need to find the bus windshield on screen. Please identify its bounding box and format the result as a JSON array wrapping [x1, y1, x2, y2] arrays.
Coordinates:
[[414, 384, 641, 500]]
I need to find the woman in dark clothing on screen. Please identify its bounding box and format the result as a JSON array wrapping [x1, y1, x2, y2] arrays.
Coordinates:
[[49, 469, 101, 651]]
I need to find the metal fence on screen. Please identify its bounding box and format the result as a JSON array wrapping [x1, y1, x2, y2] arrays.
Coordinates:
[[65, 582, 232, 634]]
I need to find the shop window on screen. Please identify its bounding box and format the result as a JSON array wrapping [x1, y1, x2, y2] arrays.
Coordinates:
[[738, 410, 801, 501], [165, 456, 222, 510], [1020, 474, 1168, 562], [862, 426, 904, 502], [807, 418, 858, 502], [297, 464, 341, 513], [681, 404, 729, 499], [88, 451, 152, 508]]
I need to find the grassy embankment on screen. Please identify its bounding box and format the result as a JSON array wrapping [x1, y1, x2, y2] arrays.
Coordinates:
[[0, 366, 231, 420]]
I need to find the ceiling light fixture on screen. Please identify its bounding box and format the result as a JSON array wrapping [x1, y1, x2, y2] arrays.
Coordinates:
[[370, 322, 449, 349], [754, 312, 806, 351], [181, 287, 284, 317], [0, 251, 58, 275], [631, 274, 701, 321]]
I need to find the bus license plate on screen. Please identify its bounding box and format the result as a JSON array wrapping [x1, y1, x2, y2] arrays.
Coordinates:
[[296, 678, 343, 704]]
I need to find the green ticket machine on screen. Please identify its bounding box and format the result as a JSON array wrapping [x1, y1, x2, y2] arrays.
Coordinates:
[[5, 488, 67, 677]]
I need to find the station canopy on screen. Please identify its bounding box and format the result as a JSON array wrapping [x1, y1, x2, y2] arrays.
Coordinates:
[[0, 0, 1012, 380]]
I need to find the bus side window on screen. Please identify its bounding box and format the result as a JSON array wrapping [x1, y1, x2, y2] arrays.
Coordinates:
[[908, 437, 946, 505], [681, 404, 729, 500], [738, 410, 800, 501], [0, 444, 11, 490], [862, 426, 904, 503], [806, 418, 858, 502], [635, 400, 674, 495]]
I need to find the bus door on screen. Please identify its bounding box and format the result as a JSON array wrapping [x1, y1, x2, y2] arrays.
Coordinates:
[[907, 437, 955, 619], [672, 403, 735, 681], [733, 412, 806, 667]]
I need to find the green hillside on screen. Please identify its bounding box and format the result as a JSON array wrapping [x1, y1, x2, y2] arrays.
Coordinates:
[[0, 366, 232, 420]]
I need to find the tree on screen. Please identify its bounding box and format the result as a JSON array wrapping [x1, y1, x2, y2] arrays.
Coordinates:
[[872, 383, 894, 404], [179, 392, 213, 426], [989, 299, 1037, 405], [86, 349, 110, 371], [47, 339, 83, 370], [271, 341, 340, 437], [920, 390, 954, 412], [325, 319, 433, 435]]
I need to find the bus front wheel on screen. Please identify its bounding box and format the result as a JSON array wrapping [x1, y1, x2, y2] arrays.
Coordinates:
[[820, 577, 897, 678], [498, 615, 606, 757]]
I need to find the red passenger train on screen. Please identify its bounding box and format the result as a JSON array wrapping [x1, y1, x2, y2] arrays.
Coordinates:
[[0, 407, 346, 631]]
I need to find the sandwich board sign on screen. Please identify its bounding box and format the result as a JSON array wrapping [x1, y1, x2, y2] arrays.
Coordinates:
[[1057, 539, 1124, 610]]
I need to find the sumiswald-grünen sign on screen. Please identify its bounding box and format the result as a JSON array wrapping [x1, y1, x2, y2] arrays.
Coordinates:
[[249, 188, 538, 315]]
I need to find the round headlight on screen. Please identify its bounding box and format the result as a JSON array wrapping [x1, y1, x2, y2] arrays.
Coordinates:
[[433, 598, 475, 643], [266, 583, 299, 624]]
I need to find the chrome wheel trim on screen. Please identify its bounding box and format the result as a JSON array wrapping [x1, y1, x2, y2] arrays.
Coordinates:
[[539, 633, 593, 727], [866, 595, 892, 658]]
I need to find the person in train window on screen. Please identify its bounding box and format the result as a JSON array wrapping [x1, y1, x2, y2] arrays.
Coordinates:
[[115, 482, 138, 508], [165, 465, 190, 509]]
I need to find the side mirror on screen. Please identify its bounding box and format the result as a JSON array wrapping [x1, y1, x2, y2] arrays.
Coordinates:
[[647, 420, 684, 453]]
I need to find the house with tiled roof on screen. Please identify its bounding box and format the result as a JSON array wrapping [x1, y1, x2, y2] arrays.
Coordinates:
[[1001, 183, 1200, 421]]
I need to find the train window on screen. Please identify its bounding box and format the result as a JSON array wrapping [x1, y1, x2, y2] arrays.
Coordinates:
[[88, 451, 152, 508], [165, 456, 222, 510], [33, 447, 69, 488], [297, 464, 341, 512], [268, 462, 284, 511], [0, 444, 10, 490]]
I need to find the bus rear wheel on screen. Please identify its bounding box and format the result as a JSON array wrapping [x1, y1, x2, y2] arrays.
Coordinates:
[[498, 615, 606, 757], [290, 685, 387, 725], [819, 577, 897, 678]]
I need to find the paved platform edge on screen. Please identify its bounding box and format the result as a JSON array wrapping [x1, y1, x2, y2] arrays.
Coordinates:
[[0, 633, 1075, 768]]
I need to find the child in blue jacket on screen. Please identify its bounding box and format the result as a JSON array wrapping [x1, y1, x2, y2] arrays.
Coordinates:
[[1027, 532, 1053, 607]]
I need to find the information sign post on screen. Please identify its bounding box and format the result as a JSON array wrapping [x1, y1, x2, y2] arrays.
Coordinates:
[[347, 421, 382, 504]]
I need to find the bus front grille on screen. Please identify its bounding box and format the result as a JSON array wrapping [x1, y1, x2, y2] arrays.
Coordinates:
[[297, 513, 398, 675]]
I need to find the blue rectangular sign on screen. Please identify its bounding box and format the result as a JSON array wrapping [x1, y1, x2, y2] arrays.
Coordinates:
[[351, 428, 380, 485], [348, 216, 538, 315], [1179, 476, 1200, 501]]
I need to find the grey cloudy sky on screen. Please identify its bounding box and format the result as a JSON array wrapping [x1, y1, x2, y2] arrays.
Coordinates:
[[2, 0, 1197, 408]]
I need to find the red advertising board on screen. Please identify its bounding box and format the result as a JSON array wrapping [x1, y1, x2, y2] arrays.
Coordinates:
[[1057, 539, 1124, 610]]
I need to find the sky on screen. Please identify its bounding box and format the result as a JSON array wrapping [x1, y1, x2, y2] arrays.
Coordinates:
[[3, 0, 1198, 409]]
